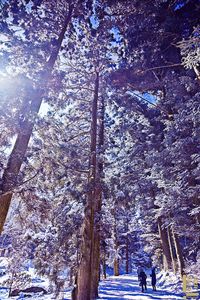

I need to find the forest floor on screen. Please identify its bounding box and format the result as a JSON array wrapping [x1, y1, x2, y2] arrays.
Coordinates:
[[63, 271, 185, 299], [0, 271, 197, 299], [96, 273, 184, 300]]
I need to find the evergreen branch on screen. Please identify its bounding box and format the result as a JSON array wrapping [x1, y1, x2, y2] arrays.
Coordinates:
[[0, 170, 40, 197]]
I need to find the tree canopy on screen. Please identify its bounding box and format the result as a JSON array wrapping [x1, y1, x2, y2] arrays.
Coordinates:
[[0, 0, 199, 299]]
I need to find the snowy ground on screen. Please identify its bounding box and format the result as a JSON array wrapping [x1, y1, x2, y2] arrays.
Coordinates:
[[0, 271, 199, 299], [63, 272, 185, 300], [97, 273, 183, 300]]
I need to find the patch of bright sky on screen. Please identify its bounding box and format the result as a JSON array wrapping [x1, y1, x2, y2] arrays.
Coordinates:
[[39, 102, 50, 117], [39, 95, 76, 117], [127, 90, 157, 106], [89, 0, 99, 29], [0, 17, 10, 52], [89, 0, 121, 42], [0, 34, 9, 43], [0, 72, 17, 92], [110, 27, 122, 44], [90, 15, 99, 29], [142, 92, 156, 104], [0, 0, 8, 5], [0, 8, 26, 42], [107, 27, 124, 67], [174, 0, 200, 10], [25, 0, 34, 13], [8, 11, 26, 41], [174, 0, 188, 11]]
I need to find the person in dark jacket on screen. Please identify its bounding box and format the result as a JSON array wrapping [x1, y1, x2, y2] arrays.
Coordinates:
[[150, 268, 156, 291], [138, 270, 147, 292]]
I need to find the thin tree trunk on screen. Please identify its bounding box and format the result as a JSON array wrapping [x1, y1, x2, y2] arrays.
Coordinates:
[[8, 272, 14, 297], [102, 252, 107, 279], [157, 217, 172, 271], [171, 226, 185, 275], [0, 3, 74, 233], [125, 218, 129, 274], [125, 237, 129, 274], [90, 96, 105, 299], [113, 216, 119, 276], [114, 258, 119, 276], [129, 253, 132, 273], [77, 71, 99, 300], [167, 227, 176, 274]]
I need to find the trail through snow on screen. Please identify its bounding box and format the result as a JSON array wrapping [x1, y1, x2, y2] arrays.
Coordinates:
[[63, 272, 183, 299], [97, 273, 183, 300], [0, 272, 185, 299]]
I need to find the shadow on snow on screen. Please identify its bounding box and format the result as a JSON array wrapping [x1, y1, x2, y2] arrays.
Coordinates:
[[98, 275, 183, 300]]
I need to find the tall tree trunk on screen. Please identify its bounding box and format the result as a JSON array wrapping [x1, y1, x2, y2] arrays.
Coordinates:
[[171, 226, 185, 275], [125, 237, 129, 274], [152, 190, 172, 271], [157, 217, 172, 271], [167, 227, 176, 274], [77, 71, 99, 300], [90, 96, 105, 299], [125, 218, 129, 274], [90, 225, 100, 299], [113, 216, 119, 276], [0, 3, 74, 233]]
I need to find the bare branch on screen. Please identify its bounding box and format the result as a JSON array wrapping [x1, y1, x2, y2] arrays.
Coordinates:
[[127, 84, 171, 116], [143, 63, 182, 73]]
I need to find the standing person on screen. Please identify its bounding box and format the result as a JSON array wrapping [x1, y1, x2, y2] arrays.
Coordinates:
[[138, 269, 147, 292], [150, 267, 157, 291]]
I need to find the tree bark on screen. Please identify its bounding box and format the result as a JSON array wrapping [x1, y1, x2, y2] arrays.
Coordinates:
[[90, 225, 100, 299], [171, 226, 185, 275], [77, 71, 99, 300], [157, 217, 172, 271], [167, 227, 176, 274], [152, 190, 172, 271], [0, 3, 74, 233], [113, 216, 119, 276], [114, 258, 119, 276], [125, 218, 129, 274], [90, 96, 104, 299], [102, 252, 107, 279], [125, 237, 129, 274]]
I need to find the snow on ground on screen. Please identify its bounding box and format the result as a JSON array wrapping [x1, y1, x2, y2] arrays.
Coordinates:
[[97, 273, 183, 300], [63, 272, 185, 300], [0, 270, 197, 299]]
